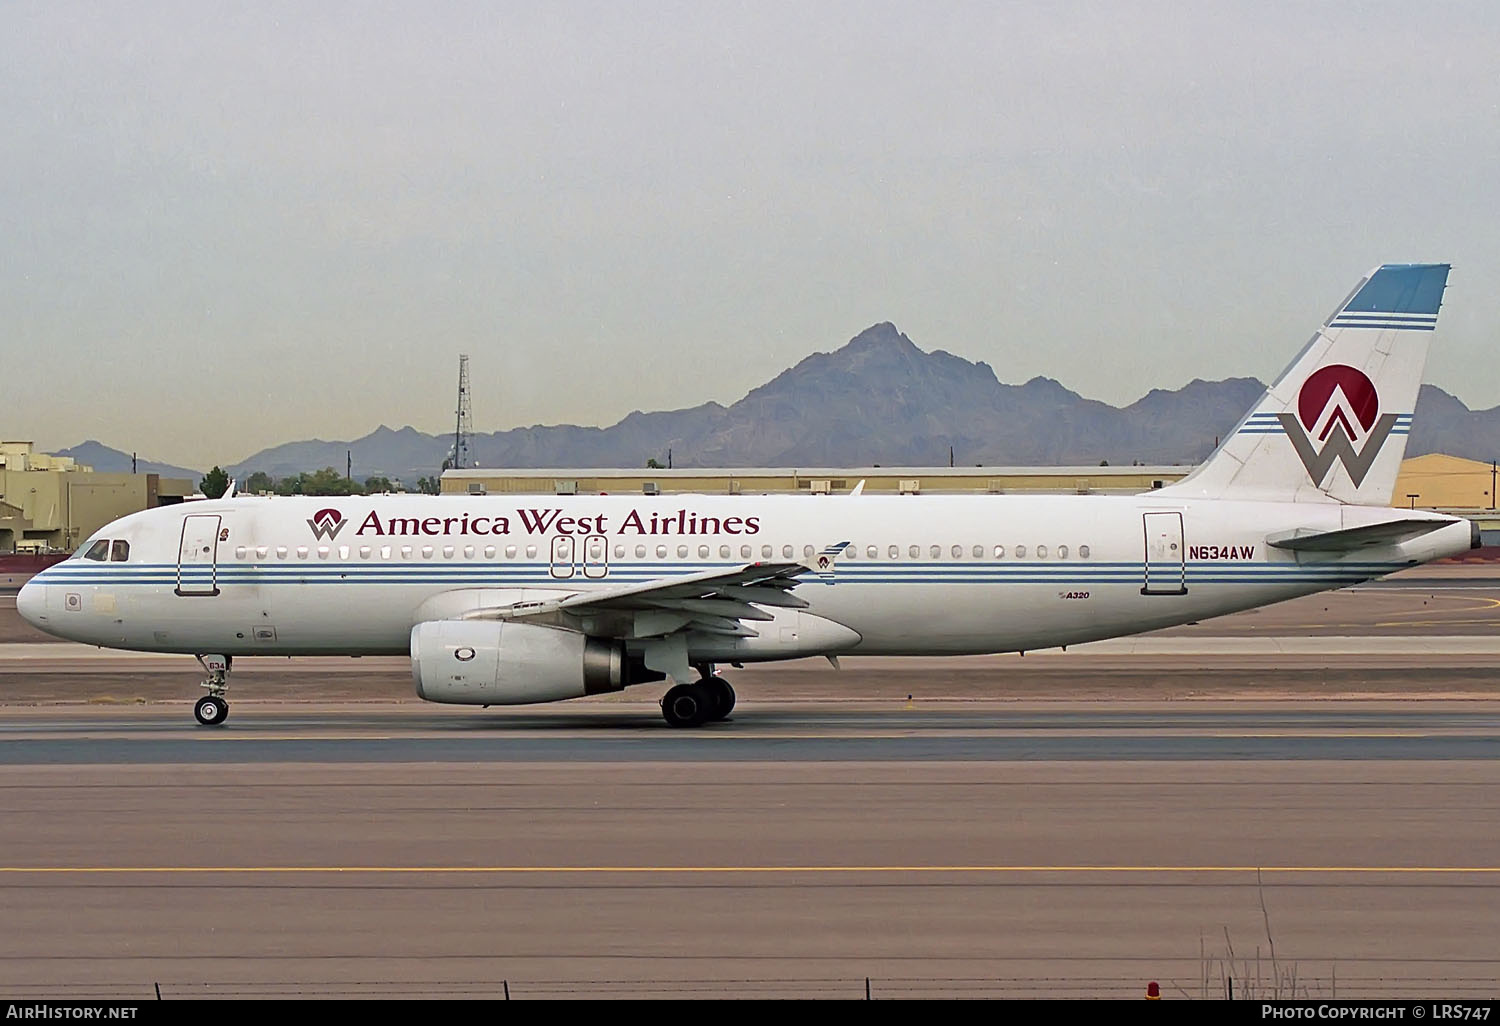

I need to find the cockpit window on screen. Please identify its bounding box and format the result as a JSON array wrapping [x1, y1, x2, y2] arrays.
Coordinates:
[[83, 540, 110, 561], [110, 540, 130, 562]]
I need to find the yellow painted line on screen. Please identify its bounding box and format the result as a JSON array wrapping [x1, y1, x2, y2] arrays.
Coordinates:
[[1279, 596, 1500, 631], [214, 735, 397, 741], [16, 736, 399, 742], [192, 733, 906, 741], [1213, 732, 1443, 739], [29, 732, 1471, 742], [1372, 596, 1500, 627], [227, 732, 1464, 740], [698, 733, 907, 740], [1373, 619, 1500, 627], [0, 865, 1496, 875]]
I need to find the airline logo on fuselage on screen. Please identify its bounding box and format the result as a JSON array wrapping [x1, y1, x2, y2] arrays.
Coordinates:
[[302, 507, 763, 539], [1276, 365, 1400, 489], [307, 508, 348, 540]]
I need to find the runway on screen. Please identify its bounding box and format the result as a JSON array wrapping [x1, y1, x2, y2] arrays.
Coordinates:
[[1, 750, 1498, 999], [1, 568, 1499, 998], [2, 704, 1500, 763]]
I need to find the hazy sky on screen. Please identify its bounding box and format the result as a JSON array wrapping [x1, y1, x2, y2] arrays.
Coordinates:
[[4, 1, 1499, 468]]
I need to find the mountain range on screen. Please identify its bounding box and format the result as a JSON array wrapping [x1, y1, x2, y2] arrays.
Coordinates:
[[61, 323, 1500, 484], [53, 441, 202, 481]]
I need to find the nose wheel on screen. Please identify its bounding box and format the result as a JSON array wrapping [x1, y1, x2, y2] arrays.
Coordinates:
[[194, 694, 229, 726]]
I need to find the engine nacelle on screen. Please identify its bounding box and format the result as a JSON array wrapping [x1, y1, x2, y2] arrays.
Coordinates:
[[411, 620, 625, 705]]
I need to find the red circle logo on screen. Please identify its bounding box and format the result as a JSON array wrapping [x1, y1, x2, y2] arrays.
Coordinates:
[[1297, 365, 1379, 437]]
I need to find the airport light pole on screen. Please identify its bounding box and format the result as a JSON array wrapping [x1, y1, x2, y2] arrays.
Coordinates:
[[1407, 493, 1419, 509]]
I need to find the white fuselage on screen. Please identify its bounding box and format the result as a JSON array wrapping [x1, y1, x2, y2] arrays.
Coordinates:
[[16, 493, 1473, 660]]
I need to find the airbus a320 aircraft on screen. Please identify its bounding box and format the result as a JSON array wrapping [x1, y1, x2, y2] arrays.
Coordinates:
[[18, 264, 1474, 727]]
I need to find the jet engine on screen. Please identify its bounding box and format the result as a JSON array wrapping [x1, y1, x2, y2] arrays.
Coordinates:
[[411, 620, 629, 705]]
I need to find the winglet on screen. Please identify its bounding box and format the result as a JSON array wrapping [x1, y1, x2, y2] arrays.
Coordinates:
[[803, 540, 850, 579]]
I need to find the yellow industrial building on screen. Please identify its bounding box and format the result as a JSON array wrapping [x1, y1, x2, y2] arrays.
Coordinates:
[[445, 456, 1500, 512], [441, 465, 1189, 497], [1391, 453, 1499, 511], [0, 442, 193, 554]]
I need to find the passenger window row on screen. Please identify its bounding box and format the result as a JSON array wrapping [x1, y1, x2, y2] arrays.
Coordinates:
[[229, 541, 1091, 562], [843, 543, 1090, 560], [235, 543, 543, 561]]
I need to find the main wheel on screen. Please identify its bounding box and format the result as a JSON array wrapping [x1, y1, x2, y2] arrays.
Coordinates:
[[704, 676, 736, 720], [194, 695, 229, 727], [661, 682, 713, 728]]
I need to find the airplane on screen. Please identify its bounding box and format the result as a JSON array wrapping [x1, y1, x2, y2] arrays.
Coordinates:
[[17, 263, 1476, 728]]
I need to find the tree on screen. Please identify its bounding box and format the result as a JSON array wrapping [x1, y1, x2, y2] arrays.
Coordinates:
[[243, 471, 274, 494], [200, 466, 230, 498], [646, 458, 664, 470], [294, 468, 361, 496], [416, 475, 441, 495], [364, 475, 396, 494], [265, 468, 364, 496]]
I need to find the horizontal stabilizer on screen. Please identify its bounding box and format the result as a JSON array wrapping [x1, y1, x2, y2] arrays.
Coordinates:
[[1268, 519, 1447, 552]]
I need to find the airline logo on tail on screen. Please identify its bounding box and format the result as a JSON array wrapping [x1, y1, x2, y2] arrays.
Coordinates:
[[1276, 365, 1400, 488], [307, 508, 348, 540]]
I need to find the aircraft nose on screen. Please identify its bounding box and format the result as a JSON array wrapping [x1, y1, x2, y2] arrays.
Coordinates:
[[15, 578, 45, 628]]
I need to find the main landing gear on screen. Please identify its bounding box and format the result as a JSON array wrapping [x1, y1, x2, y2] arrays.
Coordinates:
[[660, 671, 736, 728], [193, 654, 231, 727]]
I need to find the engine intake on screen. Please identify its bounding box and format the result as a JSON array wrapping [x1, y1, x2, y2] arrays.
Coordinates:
[[411, 620, 625, 705]]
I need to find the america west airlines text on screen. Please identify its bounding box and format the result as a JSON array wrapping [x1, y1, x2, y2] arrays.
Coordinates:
[[350, 507, 763, 539]]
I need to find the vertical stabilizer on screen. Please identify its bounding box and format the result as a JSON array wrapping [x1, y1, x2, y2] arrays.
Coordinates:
[[1160, 263, 1449, 505]]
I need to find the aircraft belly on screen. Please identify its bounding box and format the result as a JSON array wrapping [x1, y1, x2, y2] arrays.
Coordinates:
[[803, 578, 1349, 656]]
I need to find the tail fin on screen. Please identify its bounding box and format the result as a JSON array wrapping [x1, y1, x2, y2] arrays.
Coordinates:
[[1160, 263, 1450, 505]]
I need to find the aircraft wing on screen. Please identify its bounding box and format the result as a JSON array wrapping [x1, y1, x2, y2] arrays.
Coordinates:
[[1267, 519, 1447, 552], [463, 542, 850, 638]]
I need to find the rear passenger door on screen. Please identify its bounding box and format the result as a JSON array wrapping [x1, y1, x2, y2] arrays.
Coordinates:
[[1141, 512, 1186, 595]]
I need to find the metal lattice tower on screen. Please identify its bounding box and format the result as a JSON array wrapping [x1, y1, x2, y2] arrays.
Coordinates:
[[451, 354, 472, 470]]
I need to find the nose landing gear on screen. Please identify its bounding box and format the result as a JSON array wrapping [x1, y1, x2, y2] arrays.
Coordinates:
[[193, 654, 231, 727]]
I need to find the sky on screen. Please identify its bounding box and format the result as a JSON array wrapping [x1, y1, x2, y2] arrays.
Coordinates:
[[3, 1, 1499, 469]]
